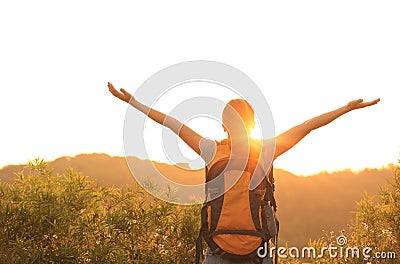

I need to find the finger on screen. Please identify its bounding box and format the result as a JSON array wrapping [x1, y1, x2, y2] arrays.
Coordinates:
[[366, 98, 380, 105], [108, 85, 121, 97], [109, 86, 117, 93], [359, 99, 380, 108]]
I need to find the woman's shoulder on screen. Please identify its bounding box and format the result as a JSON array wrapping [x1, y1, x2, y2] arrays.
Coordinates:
[[204, 138, 229, 146], [220, 138, 229, 145]]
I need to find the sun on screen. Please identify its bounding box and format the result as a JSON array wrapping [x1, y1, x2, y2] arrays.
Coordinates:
[[250, 126, 263, 140]]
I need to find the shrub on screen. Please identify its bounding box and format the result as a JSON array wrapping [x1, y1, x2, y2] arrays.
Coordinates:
[[0, 159, 201, 263], [308, 163, 400, 263]]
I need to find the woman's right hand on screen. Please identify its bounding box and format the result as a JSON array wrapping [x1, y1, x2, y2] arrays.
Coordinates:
[[108, 82, 133, 103], [346, 98, 380, 111]]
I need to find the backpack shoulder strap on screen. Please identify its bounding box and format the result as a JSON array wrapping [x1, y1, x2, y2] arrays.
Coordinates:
[[264, 164, 277, 212]]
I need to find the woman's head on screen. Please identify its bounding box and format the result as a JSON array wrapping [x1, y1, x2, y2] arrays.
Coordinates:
[[222, 99, 255, 137]]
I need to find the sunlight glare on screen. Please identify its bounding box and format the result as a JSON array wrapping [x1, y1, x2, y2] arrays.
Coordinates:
[[250, 124, 263, 140]]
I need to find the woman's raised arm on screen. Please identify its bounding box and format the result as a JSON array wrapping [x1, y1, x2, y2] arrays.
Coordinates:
[[272, 98, 380, 159], [108, 82, 204, 155]]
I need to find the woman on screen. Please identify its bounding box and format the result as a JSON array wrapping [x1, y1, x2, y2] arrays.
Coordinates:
[[108, 82, 379, 263]]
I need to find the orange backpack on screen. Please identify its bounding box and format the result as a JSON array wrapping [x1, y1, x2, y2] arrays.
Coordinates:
[[195, 157, 279, 264]]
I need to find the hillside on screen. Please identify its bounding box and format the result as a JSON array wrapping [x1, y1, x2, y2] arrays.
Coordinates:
[[0, 153, 394, 247]]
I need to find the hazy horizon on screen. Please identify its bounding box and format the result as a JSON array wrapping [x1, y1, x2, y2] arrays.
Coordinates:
[[1, 152, 396, 177]]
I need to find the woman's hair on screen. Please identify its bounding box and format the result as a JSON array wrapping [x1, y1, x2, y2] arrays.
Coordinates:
[[222, 99, 255, 131]]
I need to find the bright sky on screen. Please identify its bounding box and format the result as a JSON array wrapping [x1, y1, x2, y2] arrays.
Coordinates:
[[1, 1, 399, 175]]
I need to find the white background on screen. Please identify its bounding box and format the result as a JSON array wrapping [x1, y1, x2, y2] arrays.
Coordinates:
[[1, 1, 399, 175]]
